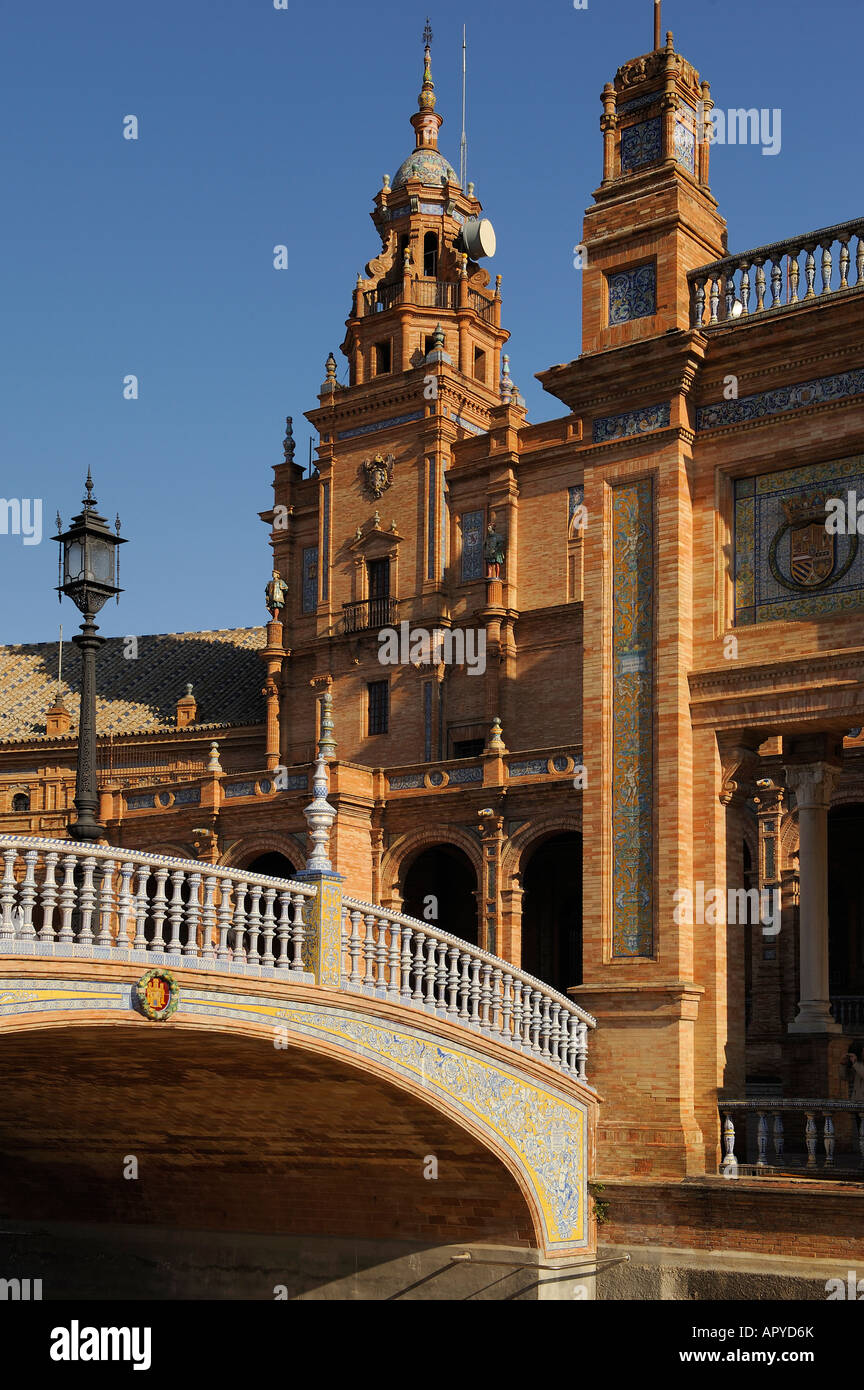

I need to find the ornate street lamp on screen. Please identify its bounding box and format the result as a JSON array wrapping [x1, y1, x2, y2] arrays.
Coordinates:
[[53, 471, 126, 841]]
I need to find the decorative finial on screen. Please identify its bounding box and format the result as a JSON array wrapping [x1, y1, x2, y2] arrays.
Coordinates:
[[500, 353, 513, 400], [373, 510, 381, 528], [382, 173, 390, 190], [325, 352, 338, 385], [83, 470, 96, 509], [486, 716, 505, 752], [114, 513, 121, 535], [467, 181, 475, 197], [419, 17, 436, 112], [186, 682, 194, 696], [423, 17, 433, 47], [208, 741, 222, 772], [283, 416, 295, 463], [55, 511, 62, 533], [433, 321, 445, 351]]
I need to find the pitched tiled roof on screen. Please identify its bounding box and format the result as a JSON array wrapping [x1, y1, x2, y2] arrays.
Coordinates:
[[0, 627, 267, 742]]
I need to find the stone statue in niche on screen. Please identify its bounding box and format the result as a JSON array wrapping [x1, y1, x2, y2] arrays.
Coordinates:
[[484, 514, 506, 578], [265, 569, 289, 619]]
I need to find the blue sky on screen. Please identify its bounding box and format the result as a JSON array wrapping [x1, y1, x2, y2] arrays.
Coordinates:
[[0, 0, 857, 645]]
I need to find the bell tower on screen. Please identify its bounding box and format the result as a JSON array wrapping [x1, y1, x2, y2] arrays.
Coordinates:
[[268, 25, 511, 770]]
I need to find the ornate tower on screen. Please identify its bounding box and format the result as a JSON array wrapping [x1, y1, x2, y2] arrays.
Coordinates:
[[265, 28, 510, 771]]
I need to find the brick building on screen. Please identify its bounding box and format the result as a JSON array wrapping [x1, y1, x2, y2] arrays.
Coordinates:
[[2, 23, 864, 1199]]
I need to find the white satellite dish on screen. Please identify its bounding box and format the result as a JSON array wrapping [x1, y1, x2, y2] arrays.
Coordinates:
[[460, 217, 496, 260]]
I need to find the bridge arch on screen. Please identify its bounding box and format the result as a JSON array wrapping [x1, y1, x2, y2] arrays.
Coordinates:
[[220, 831, 307, 874], [0, 978, 591, 1260]]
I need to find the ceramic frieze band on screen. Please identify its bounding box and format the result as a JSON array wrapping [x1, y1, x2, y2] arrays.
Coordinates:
[[611, 478, 655, 957]]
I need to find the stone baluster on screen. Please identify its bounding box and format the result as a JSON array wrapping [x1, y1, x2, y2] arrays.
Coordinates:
[[755, 260, 766, 311], [479, 963, 492, 1031], [693, 278, 706, 326], [805, 1111, 818, 1168], [166, 871, 185, 954], [375, 917, 388, 991], [150, 867, 169, 952], [757, 1111, 769, 1166], [114, 859, 134, 949], [502, 974, 514, 1043], [488, 968, 502, 1036], [411, 930, 426, 1002], [132, 867, 150, 951], [435, 943, 448, 1011], [529, 990, 543, 1053], [184, 871, 202, 958], [720, 1111, 738, 1173], [38, 851, 60, 943], [739, 264, 750, 315], [769, 259, 781, 308], [201, 875, 219, 962], [789, 252, 800, 302], [804, 245, 817, 298], [724, 269, 736, 318], [215, 881, 234, 960], [568, 1015, 580, 1075], [521, 984, 534, 1048], [0, 848, 16, 939], [469, 958, 482, 1024], [245, 884, 262, 965], [458, 952, 471, 1019], [258, 884, 276, 961], [577, 1020, 589, 1081], [821, 244, 832, 294], [231, 880, 249, 964], [709, 276, 720, 322], [540, 996, 552, 1057], [347, 908, 362, 986], [77, 857, 97, 946], [274, 891, 295, 970], [423, 935, 437, 1007], [95, 858, 116, 947], [549, 1001, 561, 1066], [19, 849, 39, 940], [839, 237, 850, 290], [400, 926, 413, 1004], [259, 886, 277, 967], [856, 236, 864, 286], [446, 946, 460, 1017], [387, 922, 402, 1001], [773, 1113, 784, 1162], [823, 1113, 835, 1167], [511, 977, 524, 1046], [289, 892, 306, 972], [362, 912, 376, 988], [57, 854, 77, 944]]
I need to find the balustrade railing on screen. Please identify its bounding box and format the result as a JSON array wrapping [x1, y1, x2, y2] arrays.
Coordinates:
[[0, 835, 315, 977], [689, 217, 864, 328], [0, 834, 596, 1083], [719, 1099, 864, 1176], [831, 996, 864, 1030], [339, 895, 596, 1081], [360, 278, 487, 317]]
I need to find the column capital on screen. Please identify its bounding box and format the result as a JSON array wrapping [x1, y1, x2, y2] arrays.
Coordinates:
[[784, 761, 840, 811]]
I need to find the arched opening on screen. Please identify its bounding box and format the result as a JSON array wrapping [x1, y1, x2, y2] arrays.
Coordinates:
[[11, 793, 30, 812], [520, 833, 582, 996], [245, 852, 298, 880], [423, 231, 438, 278], [401, 844, 478, 946], [829, 804, 864, 1002]]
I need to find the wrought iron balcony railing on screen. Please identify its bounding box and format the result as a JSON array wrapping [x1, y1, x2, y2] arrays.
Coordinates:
[[342, 597, 397, 634]]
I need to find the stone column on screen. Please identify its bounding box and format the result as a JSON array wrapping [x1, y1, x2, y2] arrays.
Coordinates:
[[785, 762, 841, 1034]]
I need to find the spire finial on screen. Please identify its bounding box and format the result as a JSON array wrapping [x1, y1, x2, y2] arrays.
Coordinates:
[[83, 469, 96, 509], [423, 17, 433, 49], [418, 17, 436, 112]]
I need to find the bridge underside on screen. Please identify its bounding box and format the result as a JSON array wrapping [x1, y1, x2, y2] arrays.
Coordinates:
[[0, 1024, 571, 1298]]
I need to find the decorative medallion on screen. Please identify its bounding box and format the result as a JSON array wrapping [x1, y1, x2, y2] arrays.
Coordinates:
[[769, 494, 858, 592], [134, 969, 179, 1022], [360, 453, 395, 500]]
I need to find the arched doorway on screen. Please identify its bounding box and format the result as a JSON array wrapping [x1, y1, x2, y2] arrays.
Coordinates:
[[245, 852, 298, 880], [828, 804, 864, 1000], [401, 844, 478, 946], [520, 833, 582, 995]]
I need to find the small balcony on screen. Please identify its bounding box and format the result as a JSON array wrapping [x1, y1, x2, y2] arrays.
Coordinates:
[[342, 597, 398, 634]]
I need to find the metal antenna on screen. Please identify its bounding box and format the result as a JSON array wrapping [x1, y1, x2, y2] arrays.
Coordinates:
[[57, 624, 63, 697], [460, 25, 468, 190], [654, 0, 661, 50]]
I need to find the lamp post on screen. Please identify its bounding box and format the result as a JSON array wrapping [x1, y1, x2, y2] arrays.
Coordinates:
[[53, 471, 126, 842]]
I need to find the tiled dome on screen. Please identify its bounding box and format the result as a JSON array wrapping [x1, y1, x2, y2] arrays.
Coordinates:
[[392, 147, 459, 189]]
